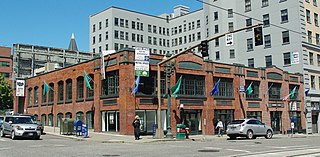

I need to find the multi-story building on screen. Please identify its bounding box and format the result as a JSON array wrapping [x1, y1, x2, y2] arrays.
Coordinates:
[[0, 46, 12, 85], [89, 0, 320, 134], [15, 49, 305, 135]]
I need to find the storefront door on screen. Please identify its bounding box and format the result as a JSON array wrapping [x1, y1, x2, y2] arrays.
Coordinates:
[[214, 110, 234, 134], [312, 111, 319, 133], [184, 110, 201, 135], [270, 111, 282, 134], [106, 111, 119, 132]]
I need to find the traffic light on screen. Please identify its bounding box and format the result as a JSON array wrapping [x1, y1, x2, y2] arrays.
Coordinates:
[[254, 27, 263, 46], [199, 40, 209, 57]]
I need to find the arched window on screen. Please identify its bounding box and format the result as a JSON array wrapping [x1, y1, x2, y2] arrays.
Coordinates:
[[76, 112, 84, 122], [57, 113, 64, 128], [86, 74, 94, 99], [42, 84, 47, 104], [86, 111, 94, 129], [28, 88, 32, 107], [65, 112, 72, 119], [41, 114, 46, 126], [48, 114, 53, 126], [48, 83, 54, 104], [66, 79, 72, 101], [77, 76, 84, 100], [34, 86, 39, 106], [58, 81, 64, 102]]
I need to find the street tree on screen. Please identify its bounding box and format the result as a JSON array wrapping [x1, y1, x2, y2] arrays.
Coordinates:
[[0, 75, 13, 110]]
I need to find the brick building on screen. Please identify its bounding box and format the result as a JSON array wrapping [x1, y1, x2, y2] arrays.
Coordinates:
[[0, 46, 12, 85], [14, 48, 306, 135]]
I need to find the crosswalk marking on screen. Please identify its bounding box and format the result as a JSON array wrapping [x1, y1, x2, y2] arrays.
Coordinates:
[[0, 139, 6, 142]]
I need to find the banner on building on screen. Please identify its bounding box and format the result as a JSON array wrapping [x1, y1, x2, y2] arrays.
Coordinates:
[[16, 80, 25, 97], [291, 52, 299, 64], [101, 50, 116, 80], [290, 101, 297, 111], [134, 47, 150, 77]]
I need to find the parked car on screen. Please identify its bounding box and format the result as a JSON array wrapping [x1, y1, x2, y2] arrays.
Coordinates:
[[0, 115, 41, 140], [19, 114, 43, 134], [226, 118, 273, 140], [0, 116, 4, 130]]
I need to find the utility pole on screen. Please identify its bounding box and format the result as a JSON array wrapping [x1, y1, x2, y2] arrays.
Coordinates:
[[154, 23, 263, 139]]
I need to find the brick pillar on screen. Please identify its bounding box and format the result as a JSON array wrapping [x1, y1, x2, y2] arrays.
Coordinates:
[[93, 70, 101, 132], [205, 71, 214, 135], [118, 62, 136, 135]]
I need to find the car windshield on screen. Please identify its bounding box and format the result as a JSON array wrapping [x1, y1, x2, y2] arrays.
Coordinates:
[[0, 117, 3, 121], [13, 117, 34, 124], [229, 120, 245, 125]]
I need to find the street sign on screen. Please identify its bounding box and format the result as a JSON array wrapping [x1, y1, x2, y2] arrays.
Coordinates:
[[239, 86, 245, 93], [16, 80, 25, 97], [226, 33, 234, 46]]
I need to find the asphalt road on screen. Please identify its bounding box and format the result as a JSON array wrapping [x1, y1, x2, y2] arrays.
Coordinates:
[[1, 134, 320, 157]]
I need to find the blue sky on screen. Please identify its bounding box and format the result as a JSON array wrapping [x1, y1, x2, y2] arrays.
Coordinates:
[[0, 0, 202, 52]]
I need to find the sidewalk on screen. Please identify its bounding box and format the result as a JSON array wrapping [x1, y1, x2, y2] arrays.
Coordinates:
[[43, 126, 317, 143]]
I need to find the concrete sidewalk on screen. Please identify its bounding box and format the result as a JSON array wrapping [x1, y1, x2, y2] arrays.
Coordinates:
[[43, 126, 315, 143]]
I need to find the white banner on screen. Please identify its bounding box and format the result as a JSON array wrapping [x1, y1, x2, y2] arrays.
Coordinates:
[[134, 47, 150, 77], [101, 50, 116, 80], [16, 80, 25, 97], [290, 101, 297, 111], [291, 52, 299, 64]]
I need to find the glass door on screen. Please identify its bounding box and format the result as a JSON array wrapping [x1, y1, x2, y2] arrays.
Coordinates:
[[270, 111, 282, 133]]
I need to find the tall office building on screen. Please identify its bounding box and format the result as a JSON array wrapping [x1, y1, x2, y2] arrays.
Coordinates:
[[90, 0, 320, 134]]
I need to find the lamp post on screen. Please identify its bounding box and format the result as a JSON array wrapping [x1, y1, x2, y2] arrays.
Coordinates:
[[164, 59, 175, 139]]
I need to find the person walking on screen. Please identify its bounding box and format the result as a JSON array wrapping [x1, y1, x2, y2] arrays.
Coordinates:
[[216, 119, 224, 137], [132, 115, 141, 140]]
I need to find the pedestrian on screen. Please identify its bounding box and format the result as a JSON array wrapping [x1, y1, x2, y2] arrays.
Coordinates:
[[132, 115, 141, 140], [216, 119, 224, 137]]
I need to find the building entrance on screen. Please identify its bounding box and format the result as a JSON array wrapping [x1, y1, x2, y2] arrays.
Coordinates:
[[183, 110, 201, 135], [270, 111, 282, 134], [312, 111, 319, 134], [214, 109, 234, 134]]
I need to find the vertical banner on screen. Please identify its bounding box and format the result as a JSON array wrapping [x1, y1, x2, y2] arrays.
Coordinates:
[[16, 80, 25, 97], [101, 50, 116, 80], [291, 52, 299, 64], [134, 47, 150, 77]]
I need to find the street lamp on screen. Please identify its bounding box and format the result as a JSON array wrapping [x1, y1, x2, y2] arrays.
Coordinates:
[[164, 57, 175, 139]]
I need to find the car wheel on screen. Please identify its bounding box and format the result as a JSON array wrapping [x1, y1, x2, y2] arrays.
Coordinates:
[[229, 135, 236, 140], [0, 129, 5, 137], [11, 131, 16, 140], [247, 130, 254, 139], [265, 130, 273, 139]]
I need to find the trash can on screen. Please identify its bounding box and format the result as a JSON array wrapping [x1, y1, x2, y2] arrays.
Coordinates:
[[73, 120, 83, 136], [60, 118, 74, 135], [176, 124, 186, 139]]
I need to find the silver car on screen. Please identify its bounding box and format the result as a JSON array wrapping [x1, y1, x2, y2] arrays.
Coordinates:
[[226, 118, 273, 140], [0, 115, 41, 140]]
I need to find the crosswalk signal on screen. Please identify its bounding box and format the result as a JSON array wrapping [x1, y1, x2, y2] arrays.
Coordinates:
[[200, 40, 209, 57], [254, 27, 263, 46]]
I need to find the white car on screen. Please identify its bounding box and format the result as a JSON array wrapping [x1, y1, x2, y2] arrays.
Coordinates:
[[226, 119, 273, 140], [0, 115, 41, 140]]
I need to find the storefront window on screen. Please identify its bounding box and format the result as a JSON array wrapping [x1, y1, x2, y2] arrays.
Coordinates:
[[179, 74, 205, 96], [246, 111, 262, 121]]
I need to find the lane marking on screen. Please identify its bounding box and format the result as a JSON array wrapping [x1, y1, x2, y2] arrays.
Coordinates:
[[0, 148, 10, 150], [226, 149, 251, 153], [0, 139, 6, 141]]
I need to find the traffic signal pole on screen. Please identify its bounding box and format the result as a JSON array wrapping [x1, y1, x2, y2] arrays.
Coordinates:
[[154, 23, 263, 139]]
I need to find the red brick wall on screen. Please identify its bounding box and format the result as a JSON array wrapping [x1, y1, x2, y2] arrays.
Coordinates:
[[0, 46, 12, 85], [17, 49, 305, 135]]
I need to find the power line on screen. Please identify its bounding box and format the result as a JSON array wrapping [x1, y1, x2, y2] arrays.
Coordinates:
[[196, 0, 319, 41]]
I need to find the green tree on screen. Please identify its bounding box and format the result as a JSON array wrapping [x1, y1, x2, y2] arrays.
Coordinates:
[[0, 75, 13, 110]]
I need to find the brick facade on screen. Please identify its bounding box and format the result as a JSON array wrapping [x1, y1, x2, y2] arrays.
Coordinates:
[[15, 48, 306, 135], [0, 46, 12, 85]]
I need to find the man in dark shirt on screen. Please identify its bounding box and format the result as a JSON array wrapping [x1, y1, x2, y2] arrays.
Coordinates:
[[132, 115, 141, 140]]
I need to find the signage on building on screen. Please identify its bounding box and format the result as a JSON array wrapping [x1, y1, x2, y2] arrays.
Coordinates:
[[225, 33, 234, 46], [290, 101, 297, 111], [291, 52, 299, 64], [16, 80, 25, 97], [134, 47, 149, 77], [101, 50, 116, 80], [239, 86, 245, 93]]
